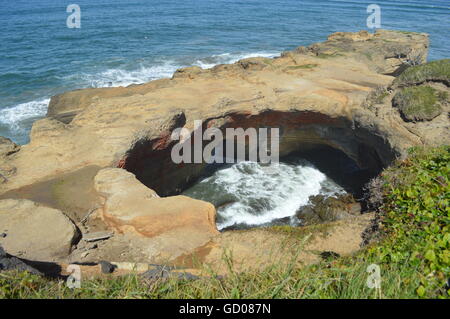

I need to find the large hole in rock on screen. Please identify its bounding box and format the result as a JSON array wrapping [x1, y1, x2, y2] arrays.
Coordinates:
[[182, 146, 375, 231], [121, 111, 397, 230]]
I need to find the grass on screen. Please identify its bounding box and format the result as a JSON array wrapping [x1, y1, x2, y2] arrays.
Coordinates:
[[268, 222, 334, 240], [0, 146, 449, 299], [393, 59, 450, 87], [362, 86, 390, 112], [394, 30, 421, 35], [393, 85, 443, 121], [0, 254, 421, 299], [285, 64, 318, 70], [316, 52, 344, 59], [362, 51, 373, 61]]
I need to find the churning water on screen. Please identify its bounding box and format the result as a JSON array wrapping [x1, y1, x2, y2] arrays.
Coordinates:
[[183, 160, 346, 230]]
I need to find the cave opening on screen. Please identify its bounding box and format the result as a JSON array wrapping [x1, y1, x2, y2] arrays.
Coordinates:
[[121, 110, 396, 230], [182, 145, 376, 231]]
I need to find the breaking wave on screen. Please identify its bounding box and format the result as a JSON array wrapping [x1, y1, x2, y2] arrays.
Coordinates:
[[183, 160, 345, 230], [1, 51, 279, 144]]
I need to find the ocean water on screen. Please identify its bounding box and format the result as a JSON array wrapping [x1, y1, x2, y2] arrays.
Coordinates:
[[183, 160, 345, 230], [0, 0, 449, 144]]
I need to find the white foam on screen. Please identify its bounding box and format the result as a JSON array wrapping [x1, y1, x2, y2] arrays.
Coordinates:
[[191, 161, 344, 230], [0, 98, 50, 131], [78, 61, 182, 88], [74, 52, 279, 88], [1, 51, 280, 141], [194, 52, 279, 69]]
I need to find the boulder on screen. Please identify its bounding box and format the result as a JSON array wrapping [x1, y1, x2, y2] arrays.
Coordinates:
[[295, 206, 322, 226], [94, 168, 218, 240], [0, 199, 79, 261], [296, 194, 361, 226]]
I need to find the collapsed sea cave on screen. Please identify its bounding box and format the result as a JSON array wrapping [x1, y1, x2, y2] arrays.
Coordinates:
[[120, 110, 398, 230]]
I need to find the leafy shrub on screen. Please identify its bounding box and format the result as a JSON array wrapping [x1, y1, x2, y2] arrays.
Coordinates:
[[379, 146, 449, 298]]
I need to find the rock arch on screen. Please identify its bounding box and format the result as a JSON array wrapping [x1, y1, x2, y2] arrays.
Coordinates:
[[121, 110, 397, 197]]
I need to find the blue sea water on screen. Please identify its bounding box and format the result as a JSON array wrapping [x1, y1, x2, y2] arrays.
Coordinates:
[[0, 0, 448, 145]]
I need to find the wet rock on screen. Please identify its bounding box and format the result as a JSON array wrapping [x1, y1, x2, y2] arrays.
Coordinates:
[[295, 206, 322, 226], [296, 194, 361, 226]]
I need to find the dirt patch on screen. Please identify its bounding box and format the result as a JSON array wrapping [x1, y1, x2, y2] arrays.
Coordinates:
[[171, 213, 375, 275]]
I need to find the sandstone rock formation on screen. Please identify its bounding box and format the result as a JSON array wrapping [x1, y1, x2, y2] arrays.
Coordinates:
[[0, 29, 448, 268], [0, 199, 79, 261], [363, 59, 449, 145], [94, 168, 217, 239], [0, 30, 437, 195]]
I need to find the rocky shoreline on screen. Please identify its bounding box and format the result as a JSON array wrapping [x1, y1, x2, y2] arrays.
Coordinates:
[[0, 30, 448, 277]]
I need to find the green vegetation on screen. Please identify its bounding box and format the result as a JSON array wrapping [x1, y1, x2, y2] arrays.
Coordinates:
[[263, 58, 274, 65], [0, 147, 448, 299], [393, 59, 450, 87], [362, 51, 373, 61], [370, 87, 390, 105], [374, 91, 389, 104], [379, 146, 449, 297], [285, 64, 318, 70], [316, 52, 344, 59], [393, 85, 443, 121], [363, 86, 390, 113], [394, 30, 420, 35]]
